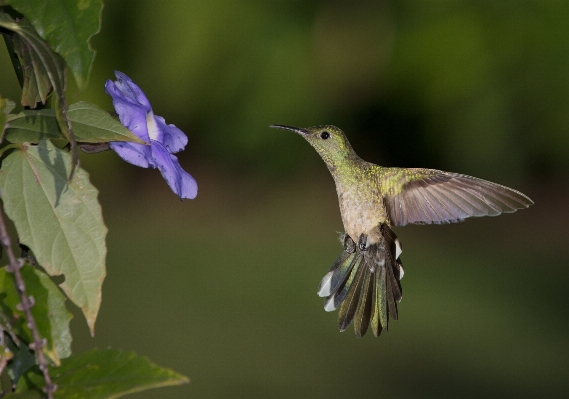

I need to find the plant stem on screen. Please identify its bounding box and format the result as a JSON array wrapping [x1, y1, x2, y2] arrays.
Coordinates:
[[0, 208, 55, 398]]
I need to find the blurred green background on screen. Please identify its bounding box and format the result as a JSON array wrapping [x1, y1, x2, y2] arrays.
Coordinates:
[[1, 1, 569, 398]]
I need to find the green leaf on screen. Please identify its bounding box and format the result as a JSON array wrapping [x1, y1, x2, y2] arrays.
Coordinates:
[[0, 340, 14, 362], [0, 10, 79, 178], [1, 95, 7, 140], [65, 102, 144, 144], [0, 141, 107, 334], [0, 11, 65, 108], [0, 336, 15, 373], [24, 265, 73, 363], [4, 109, 65, 142], [13, 349, 189, 399], [4, 102, 145, 144], [1, 21, 25, 88], [0, 95, 15, 140], [0, 264, 73, 365], [5, 98, 16, 114], [4, 333, 35, 385], [4, 0, 102, 91]]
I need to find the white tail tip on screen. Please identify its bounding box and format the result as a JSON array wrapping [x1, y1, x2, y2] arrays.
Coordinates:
[[324, 296, 338, 312], [395, 238, 402, 259], [317, 272, 333, 297]]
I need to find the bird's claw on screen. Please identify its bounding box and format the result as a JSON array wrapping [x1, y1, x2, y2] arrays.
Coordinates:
[[343, 235, 356, 254], [358, 234, 368, 251]]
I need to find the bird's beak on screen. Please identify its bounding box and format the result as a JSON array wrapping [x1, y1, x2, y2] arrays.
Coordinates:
[[269, 125, 309, 136]]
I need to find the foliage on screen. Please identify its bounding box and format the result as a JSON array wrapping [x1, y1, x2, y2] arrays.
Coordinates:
[[11, 349, 188, 399], [0, 1, 189, 397]]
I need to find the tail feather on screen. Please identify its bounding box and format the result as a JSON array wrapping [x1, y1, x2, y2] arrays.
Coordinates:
[[323, 255, 363, 311], [385, 264, 399, 321], [317, 250, 358, 297], [371, 264, 386, 337], [353, 266, 374, 337], [338, 263, 365, 331], [391, 261, 403, 302], [318, 224, 404, 337]]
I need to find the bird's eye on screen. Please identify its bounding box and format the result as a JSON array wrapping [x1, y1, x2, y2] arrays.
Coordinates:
[[320, 131, 330, 140]]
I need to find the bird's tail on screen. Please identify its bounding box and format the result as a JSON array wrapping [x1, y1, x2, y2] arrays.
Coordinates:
[[317, 225, 404, 337]]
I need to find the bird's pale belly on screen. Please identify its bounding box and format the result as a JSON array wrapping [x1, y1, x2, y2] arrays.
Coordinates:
[[337, 189, 388, 245]]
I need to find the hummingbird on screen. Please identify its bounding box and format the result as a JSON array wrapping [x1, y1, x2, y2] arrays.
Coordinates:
[[270, 124, 533, 338]]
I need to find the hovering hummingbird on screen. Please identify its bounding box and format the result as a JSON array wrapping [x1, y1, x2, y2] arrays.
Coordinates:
[[270, 124, 533, 338]]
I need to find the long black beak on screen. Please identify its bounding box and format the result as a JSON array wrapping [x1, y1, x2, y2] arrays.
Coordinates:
[[269, 125, 309, 136]]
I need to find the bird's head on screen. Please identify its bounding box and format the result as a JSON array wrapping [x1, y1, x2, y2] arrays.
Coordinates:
[[270, 125, 355, 169]]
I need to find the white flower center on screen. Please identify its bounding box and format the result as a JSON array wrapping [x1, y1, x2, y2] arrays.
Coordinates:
[[146, 110, 159, 141]]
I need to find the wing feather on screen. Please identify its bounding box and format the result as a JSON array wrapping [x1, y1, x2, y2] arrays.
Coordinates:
[[415, 186, 452, 221], [384, 169, 533, 226]]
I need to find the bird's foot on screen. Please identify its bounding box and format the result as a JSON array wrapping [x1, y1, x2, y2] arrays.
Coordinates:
[[358, 233, 368, 251], [343, 235, 356, 254]]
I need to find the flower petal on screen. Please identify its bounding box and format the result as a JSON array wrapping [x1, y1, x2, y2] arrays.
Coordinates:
[[112, 71, 152, 111], [105, 80, 151, 142], [105, 71, 197, 199], [109, 141, 154, 168], [150, 141, 198, 199], [155, 115, 188, 153]]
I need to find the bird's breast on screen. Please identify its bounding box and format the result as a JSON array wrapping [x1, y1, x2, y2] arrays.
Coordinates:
[[336, 185, 388, 245]]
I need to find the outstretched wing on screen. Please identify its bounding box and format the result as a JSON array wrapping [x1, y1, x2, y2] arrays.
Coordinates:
[[381, 168, 533, 226]]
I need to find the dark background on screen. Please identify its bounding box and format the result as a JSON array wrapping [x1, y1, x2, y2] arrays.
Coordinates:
[[1, 1, 568, 398]]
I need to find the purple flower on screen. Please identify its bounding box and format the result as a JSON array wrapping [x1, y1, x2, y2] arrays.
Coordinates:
[[105, 71, 197, 199]]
